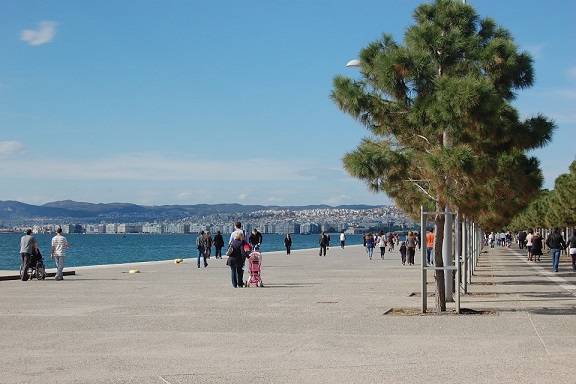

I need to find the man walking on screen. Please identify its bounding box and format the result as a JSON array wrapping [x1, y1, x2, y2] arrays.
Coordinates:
[[546, 228, 567, 273], [518, 230, 527, 250], [205, 231, 213, 259], [20, 229, 37, 281], [51, 227, 70, 281], [426, 228, 435, 265], [319, 232, 328, 256], [213, 230, 224, 259], [196, 230, 208, 268]]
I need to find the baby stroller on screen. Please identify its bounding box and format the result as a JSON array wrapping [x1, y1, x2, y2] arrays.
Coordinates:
[[20, 248, 46, 280], [244, 250, 263, 288]]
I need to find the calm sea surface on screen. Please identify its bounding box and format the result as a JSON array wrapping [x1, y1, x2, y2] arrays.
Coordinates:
[[0, 233, 365, 271]]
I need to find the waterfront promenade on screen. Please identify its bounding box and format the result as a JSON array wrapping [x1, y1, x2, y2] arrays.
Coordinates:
[[2, 244, 576, 383]]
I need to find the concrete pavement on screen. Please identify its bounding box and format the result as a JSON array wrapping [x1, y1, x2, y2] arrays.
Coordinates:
[[2, 243, 576, 383]]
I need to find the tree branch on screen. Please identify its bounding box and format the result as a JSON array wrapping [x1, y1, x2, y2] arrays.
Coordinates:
[[406, 178, 438, 202]]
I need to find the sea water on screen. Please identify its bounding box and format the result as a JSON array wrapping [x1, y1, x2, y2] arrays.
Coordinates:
[[0, 233, 364, 271]]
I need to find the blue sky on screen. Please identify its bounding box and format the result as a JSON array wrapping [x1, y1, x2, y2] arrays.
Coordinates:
[[1, 0, 574, 207]]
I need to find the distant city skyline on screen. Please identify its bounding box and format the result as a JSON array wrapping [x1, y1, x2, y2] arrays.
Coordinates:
[[1, 1, 574, 207], [9, 205, 414, 236]]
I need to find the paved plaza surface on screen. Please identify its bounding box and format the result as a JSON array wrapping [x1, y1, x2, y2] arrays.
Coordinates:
[[2, 243, 576, 383]]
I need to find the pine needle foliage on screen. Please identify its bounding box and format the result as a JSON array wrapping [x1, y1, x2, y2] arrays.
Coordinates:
[[331, 0, 556, 311], [331, 0, 555, 227]]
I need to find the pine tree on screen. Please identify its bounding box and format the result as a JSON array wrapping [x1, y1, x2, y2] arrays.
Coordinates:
[[331, 0, 555, 311]]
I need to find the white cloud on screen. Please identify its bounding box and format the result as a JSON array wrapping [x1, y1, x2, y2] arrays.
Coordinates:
[[323, 194, 353, 205], [297, 167, 346, 179], [0, 141, 25, 158], [0, 151, 395, 205], [20, 21, 58, 46], [0, 151, 346, 182]]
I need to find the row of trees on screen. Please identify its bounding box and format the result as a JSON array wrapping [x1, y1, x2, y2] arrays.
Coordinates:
[[331, 0, 556, 311], [508, 160, 576, 230]]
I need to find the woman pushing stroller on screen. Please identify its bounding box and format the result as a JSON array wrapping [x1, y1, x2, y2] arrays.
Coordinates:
[[227, 231, 249, 288]]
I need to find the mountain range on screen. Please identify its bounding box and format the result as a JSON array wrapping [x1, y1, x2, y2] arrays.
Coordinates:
[[0, 200, 380, 223]]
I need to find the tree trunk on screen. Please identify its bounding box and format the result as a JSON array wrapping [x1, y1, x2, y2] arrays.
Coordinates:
[[434, 211, 447, 312]]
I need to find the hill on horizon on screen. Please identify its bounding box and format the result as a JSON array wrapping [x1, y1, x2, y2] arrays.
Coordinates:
[[0, 200, 384, 223]]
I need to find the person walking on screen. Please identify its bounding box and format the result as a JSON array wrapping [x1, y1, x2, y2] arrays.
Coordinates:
[[526, 229, 534, 261], [489, 232, 496, 248], [499, 232, 506, 247], [213, 230, 224, 259], [284, 233, 292, 255], [227, 231, 248, 288], [376, 231, 386, 259], [19, 229, 38, 281], [518, 230, 527, 250], [319, 232, 328, 256], [365, 232, 375, 260], [249, 229, 263, 251], [568, 229, 576, 272], [51, 228, 70, 281], [532, 232, 543, 262], [546, 228, 567, 272], [399, 241, 407, 265], [387, 232, 394, 252], [205, 231, 213, 259], [196, 230, 208, 268], [505, 231, 512, 248], [340, 232, 346, 249], [406, 231, 417, 265], [425, 228, 435, 265]]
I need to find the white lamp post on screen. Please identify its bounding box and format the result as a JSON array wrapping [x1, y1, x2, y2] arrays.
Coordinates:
[[346, 59, 361, 67]]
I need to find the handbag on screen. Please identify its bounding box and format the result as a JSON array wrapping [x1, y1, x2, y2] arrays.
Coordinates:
[[226, 245, 234, 256]]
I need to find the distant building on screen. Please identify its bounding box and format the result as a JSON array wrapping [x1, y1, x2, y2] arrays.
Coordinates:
[[118, 224, 142, 234], [106, 223, 117, 234], [300, 223, 319, 234], [142, 223, 163, 234]]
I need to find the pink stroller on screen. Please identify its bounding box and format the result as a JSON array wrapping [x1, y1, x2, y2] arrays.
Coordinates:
[[245, 250, 263, 287]]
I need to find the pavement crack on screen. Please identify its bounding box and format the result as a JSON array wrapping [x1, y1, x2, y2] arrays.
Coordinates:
[[281, 335, 320, 357]]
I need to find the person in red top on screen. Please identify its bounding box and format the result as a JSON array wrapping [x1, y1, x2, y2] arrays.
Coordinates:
[[425, 228, 435, 265]]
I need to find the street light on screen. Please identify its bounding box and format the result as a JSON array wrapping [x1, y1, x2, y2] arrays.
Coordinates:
[[346, 59, 361, 67]]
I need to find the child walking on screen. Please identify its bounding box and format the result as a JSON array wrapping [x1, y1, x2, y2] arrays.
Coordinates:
[[399, 241, 407, 265]]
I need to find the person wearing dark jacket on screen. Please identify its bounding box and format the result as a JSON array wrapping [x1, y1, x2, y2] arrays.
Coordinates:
[[249, 229, 263, 251], [518, 231, 527, 249], [319, 232, 328, 256], [205, 231, 213, 259], [531, 233, 544, 262], [213, 231, 224, 259], [284, 233, 292, 255], [568, 229, 576, 271], [196, 231, 208, 268], [227, 232, 248, 287], [546, 228, 567, 272]]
